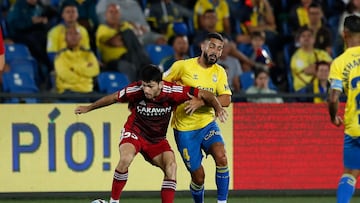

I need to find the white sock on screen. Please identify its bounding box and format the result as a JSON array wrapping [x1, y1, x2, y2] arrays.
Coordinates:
[[218, 200, 227, 203]]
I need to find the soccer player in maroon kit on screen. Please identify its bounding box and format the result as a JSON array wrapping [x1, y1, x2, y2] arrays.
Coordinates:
[[75, 64, 227, 203]]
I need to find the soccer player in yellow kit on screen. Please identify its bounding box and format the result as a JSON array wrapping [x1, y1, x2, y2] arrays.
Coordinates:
[[163, 32, 232, 203], [328, 15, 360, 203]]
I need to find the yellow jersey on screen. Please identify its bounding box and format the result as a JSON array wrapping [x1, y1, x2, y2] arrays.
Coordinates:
[[329, 46, 360, 137], [193, 0, 230, 33], [55, 47, 100, 93], [95, 22, 133, 63], [163, 57, 232, 131], [291, 48, 332, 91], [47, 23, 90, 53]]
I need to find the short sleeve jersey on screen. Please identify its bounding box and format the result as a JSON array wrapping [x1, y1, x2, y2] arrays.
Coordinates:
[[329, 46, 360, 137], [163, 57, 232, 131], [117, 81, 199, 143]]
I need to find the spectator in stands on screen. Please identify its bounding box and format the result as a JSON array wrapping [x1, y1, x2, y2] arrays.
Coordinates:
[[288, 0, 313, 34], [144, 0, 192, 38], [238, 0, 279, 61], [245, 68, 283, 103], [96, 3, 151, 82], [192, 9, 255, 68], [218, 37, 242, 93], [290, 27, 332, 92], [193, 0, 231, 36], [305, 2, 333, 55], [60, 0, 98, 37], [297, 61, 330, 103], [47, 2, 90, 63], [96, 0, 167, 45], [241, 31, 273, 72], [6, 0, 53, 73], [54, 26, 99, 101], [160, 34, 189, 72], [336, 0, 360, 55]]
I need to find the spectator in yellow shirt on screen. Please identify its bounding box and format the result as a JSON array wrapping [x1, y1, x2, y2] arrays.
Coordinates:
[[193, 0, 231, 35], [290, 27, 332, 91], [55, 26, 99, 100], [96, 3, 151, 82], [47, 2, 90, 63]]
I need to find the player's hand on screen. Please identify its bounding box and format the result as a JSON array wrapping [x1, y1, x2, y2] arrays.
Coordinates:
[[184, 93, 205, 115], [331, 115, 343, 127], [215, 108, 228, 123], [74, 106, 90, 114]]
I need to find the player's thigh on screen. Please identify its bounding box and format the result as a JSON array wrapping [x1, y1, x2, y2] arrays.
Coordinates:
[[119, 129, 142, 163], [174, 129, 203, 172], [343, 134, 360, 171], [201, 121, 225, 154], [142, 139, 173, 165]]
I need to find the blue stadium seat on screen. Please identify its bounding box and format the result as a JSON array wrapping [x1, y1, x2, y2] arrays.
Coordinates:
[[97, 72, 130, 94], [8, 58, 39, 83], [2, 71, 39, 103], [240, 71, 255, 90], [145, 44, 174, 65], [5, 43, 33, 62]]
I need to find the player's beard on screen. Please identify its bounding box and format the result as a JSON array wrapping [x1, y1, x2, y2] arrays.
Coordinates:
[[204, 52, 218, 65]]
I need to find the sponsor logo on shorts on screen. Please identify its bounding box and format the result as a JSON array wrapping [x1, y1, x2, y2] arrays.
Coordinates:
[[204, 130, 220, 140]]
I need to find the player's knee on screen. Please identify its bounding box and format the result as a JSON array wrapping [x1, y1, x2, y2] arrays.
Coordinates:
[[214, 152, 228, 167], [191, 167, 205, 185], [118, 154, 134, 170]]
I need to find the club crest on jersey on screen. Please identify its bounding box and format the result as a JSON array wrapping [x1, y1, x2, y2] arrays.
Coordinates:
[[139, 100, 146, 106], [212, 74, 217, 82]]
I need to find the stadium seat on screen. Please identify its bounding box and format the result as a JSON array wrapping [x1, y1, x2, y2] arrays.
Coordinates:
[[2, 71, 39, 103], [5, 43, 33, 62], [8, 58, 39, 83], [97, 72, 130, 94], [145, 44, 174, 65], [240, 71, 255, 90]]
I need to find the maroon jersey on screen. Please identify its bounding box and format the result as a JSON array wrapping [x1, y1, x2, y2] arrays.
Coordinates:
[[117, 81, 199, 143]]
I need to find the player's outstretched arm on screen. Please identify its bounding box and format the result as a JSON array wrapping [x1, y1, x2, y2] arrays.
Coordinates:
[[75, 92, 118, 114], [327, 88, 343, 127]]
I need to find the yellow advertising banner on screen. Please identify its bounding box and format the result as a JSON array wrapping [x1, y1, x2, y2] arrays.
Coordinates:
[[0, 104, 233, 192]]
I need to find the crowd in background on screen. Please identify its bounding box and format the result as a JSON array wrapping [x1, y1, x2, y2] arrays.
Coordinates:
[[0, 0, 353, 103]]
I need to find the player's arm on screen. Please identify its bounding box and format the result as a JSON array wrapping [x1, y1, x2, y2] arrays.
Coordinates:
[[75, 92, 118, 114], [327, 79, 343, 126], [185, 89, 228, 122]]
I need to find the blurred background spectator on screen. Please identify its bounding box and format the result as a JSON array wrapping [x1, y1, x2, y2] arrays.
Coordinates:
[[245, 68, 283, 103], [290, 26, 332, 92], [296, 60, 330, 103], [47, 2, 90, 63], [160, 34, 189, 72], [54, 26, 99, 101]]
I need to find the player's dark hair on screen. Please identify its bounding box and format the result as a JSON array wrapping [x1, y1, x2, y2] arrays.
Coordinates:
[[206, 32, 224, 42], [140, 64, 162, 83], [344, 15, 360, 33]]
